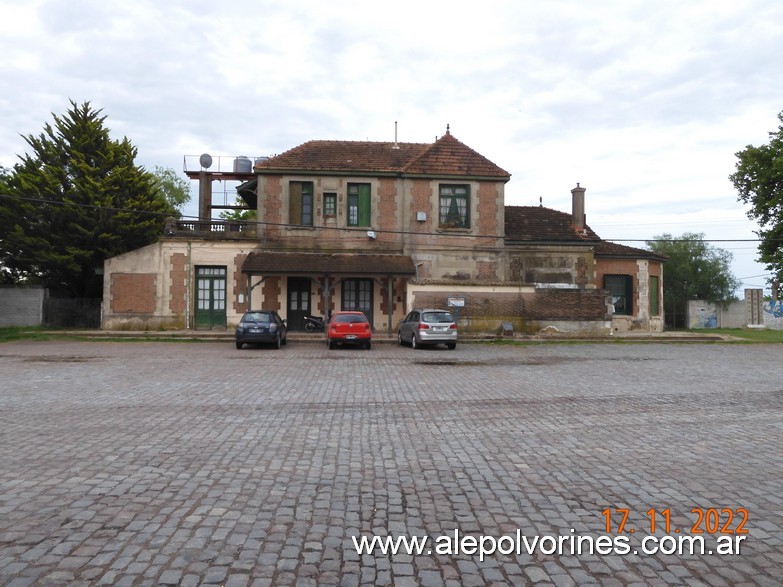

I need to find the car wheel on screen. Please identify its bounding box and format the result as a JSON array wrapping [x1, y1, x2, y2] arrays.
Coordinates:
[[365, 341, 372, 350], [397, 331, 403, 346], [329, 340, 336, 350], [447, 342, 456, 350], [274, 333, 281, 349], [411, 335, 419, 349], [236, 341, 243, 350]]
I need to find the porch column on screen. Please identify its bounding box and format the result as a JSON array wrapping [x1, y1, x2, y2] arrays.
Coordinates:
[[323, 276, 332, 321], [387, 276, 393, 337]]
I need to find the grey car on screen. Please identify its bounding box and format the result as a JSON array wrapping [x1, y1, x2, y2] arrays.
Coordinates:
[[235, 310, 288, 349], [397, 308, 458, 349]]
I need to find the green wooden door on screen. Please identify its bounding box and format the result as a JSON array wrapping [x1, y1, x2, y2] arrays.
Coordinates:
[[195, 266, 227, 329]]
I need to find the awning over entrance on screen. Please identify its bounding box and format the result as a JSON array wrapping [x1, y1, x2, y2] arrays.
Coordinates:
[[241, 251, 416, 276]]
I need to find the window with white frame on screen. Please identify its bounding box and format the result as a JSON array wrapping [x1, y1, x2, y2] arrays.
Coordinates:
[[439, 184, 470, 228]]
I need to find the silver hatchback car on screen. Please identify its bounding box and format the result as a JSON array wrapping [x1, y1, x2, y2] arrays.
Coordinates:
[[398, 308, 458, 349]]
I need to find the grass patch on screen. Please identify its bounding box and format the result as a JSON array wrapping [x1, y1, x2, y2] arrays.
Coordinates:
[[0, 326, 55, 343], [0, 327, 217, 344]]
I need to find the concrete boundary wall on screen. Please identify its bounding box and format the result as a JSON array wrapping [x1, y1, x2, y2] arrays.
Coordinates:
[[0, 286, 46, 327], [688, 289, 773, 329]]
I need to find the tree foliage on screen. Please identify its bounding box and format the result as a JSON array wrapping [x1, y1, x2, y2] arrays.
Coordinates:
[[646, 232, 740, 314], [730, 110, 783, 285], [219, 195, 256, 221], [152, 166, 191, 214], [0, 100, 176, 297]]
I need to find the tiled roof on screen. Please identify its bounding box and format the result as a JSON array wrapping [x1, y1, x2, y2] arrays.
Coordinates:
[[504, 206, 602, 242], [254, 132, 510, 179], [595, 241, 667, 261], [242, 251, 416, 276], [402, 133, 511, 178]]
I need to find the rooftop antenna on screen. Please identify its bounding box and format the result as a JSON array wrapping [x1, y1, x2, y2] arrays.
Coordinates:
[[539, 196, 543, 207], [393, 121, 400, 149]]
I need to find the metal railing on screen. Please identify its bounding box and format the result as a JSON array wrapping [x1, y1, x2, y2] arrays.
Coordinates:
[[183, 155, 269, 175]]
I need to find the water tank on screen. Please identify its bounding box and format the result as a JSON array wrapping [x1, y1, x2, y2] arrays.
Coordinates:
[[233, 156, 252, 173]]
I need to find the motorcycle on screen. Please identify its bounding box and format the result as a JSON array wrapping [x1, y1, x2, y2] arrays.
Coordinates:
[[304, 315, 325, 332]]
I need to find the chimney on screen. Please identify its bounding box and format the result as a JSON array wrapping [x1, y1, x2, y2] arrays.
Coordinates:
[[571, 183, 586, 231]]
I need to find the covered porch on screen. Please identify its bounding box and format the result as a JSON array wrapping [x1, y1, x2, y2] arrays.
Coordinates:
[[241, 251, 416, 334]]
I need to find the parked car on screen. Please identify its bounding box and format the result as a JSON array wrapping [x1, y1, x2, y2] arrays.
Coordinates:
[[398, 308, 458, 349], [327, 311, 372, 349], [235, 310, 288, 349]]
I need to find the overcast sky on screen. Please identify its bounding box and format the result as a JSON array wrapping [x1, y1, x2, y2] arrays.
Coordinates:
[[1, 0, 781, 293]]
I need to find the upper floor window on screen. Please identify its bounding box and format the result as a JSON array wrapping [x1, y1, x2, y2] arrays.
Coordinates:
[[439, 184, 470, 229], [605, 274, 633, 316], [347, 183, 371, 227], [324, 192, 337, 218], [289, 181, 313, 226]]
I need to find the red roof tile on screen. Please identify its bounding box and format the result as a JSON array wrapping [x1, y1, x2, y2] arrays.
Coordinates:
[[504, 206, 601, 242], [595, 241, 667, 261], [403, 133, 510, 178], [254, 133, 510, 179]]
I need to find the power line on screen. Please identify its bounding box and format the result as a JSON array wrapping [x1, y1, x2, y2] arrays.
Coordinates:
[[1, 192, 779, 244]]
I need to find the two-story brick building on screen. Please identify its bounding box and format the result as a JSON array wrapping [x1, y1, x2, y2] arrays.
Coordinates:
[[102, 129, 664, 334]]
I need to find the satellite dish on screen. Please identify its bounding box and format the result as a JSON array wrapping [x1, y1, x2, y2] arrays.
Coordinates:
[[199, 153, 213, 169]]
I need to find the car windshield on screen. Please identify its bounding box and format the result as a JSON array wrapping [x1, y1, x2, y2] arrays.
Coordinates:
[[422, 312, 453, 323], [243, 312, 272, 323], [334, 314, 367, 324]]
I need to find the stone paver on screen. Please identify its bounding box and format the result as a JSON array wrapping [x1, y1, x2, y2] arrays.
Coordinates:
[[0, 340, 781, 585]]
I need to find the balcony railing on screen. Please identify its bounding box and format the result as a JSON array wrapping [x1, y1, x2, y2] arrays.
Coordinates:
[[165, 219, 257, 238]]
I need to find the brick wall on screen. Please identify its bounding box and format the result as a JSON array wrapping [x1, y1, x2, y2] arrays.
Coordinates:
[[379, 277, 405, 317], [169, 253, 186, 314], [477, 182, 499, 237], [111, 273, 157, 313], [476, 261, 498, 281], [409, 179, 433, 247], [595, 258, 662, 319], [378, 178, 398, 243], [233, 254, 248, 314], [413, 288, 609, 322], [262, 276, 281, 312], [264, 176, 282, 241]]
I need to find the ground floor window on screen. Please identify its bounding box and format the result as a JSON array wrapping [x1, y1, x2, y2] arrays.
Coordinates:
[[342, 278, 373, 325], [605, 274, 633, 316]]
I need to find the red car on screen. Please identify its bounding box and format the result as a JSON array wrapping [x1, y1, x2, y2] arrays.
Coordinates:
[[327, 311, 372, 350]]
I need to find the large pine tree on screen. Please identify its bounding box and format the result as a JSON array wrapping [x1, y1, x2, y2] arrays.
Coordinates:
[[0, 101, 176, 297]]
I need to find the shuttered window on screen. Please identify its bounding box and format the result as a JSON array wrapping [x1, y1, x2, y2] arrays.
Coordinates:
[[650, 275, 660, 316], [347, 183, 371, 227], [289, 181, 314, 226]]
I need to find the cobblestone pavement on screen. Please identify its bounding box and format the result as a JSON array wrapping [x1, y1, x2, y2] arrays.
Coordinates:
[[1, 340, 781, 586]]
